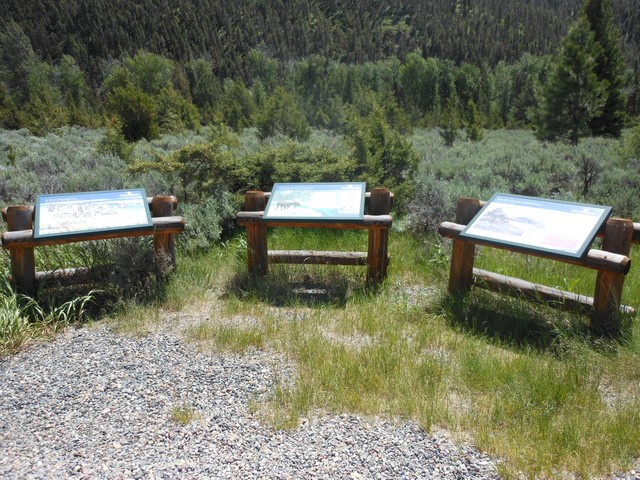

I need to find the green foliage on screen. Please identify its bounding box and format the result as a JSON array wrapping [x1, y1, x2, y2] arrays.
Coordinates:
[[185, 59, 221, 122], [464, 99, 484, 142], [0, 82, 25, 129], [220, 79, 256, 132], [0, 20, 36, 105], [246, 49, 279, 93], [155, 82, 200, 133], [619, 122, 640, 163], [533, 17, 608, 145], [245, 141, 356, 189], [582, 0, 626, 137], [398, 52, 440, 124], [96, 127, 135, 162], [178, 193, 237, 253], [108, 82, 159, 141], [345, 103, 417, 211], [255, 87, 311, 141], [439, 98, 461, 147]]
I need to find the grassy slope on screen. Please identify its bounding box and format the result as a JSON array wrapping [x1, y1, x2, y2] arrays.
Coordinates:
[[111, 223, 640, 479], [2, 126, 640, 478]]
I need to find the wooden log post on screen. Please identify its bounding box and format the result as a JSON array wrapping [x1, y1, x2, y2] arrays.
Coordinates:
[[367, 187, 391, 285], [5, 206, 36, 297], [592, 217, 634, 335], [151, 196, 177, 273], [244, 191, 268, 276], [448, 198, 482, 295]]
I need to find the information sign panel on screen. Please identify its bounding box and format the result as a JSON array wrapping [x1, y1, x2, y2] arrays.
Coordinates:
[[263, 182, 366, 221], [459, 193, 611, 259], [34, 189, 153, 239]]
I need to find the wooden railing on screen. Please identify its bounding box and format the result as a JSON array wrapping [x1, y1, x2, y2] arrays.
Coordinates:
[[1, 195, 184, 296], [236, 188, 393, 286], [438, 197, 637, 335]]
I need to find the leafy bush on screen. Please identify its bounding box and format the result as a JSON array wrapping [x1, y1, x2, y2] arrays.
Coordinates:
[[255, 87, 311, 141], [177, 192, 237, 253], [345, 103, 417, 212], [108, 82, 159, 141]]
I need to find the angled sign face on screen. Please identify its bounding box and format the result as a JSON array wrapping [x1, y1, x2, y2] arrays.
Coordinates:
[[460, 193, 612, 259], [34, 189, 153, 239], [263, 182, 366, 221]]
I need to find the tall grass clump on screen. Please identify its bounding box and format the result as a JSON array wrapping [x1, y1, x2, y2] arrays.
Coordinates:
[[0, 271, 96, 353]]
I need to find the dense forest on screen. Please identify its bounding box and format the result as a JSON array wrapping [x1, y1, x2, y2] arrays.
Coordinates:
[[1, 0, 639, 80], [0, 0, 638, 144]]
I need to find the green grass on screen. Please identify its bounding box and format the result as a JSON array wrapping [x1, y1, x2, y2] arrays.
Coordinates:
[[154, 227, 640, 479], [170, 402, 200, 425], [3, 213, 640, 478]]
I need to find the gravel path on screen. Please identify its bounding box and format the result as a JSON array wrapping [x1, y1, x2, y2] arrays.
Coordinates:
[[1, 323, 503, 479]]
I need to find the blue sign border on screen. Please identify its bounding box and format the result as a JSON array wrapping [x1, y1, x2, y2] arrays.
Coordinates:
[[263, 182, 366, 221], [459, 193, 612, 259]]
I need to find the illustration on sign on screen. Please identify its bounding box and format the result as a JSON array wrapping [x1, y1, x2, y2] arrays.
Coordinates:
[[460, 193, 612, 259], [34, 189, 153, 239], [263, 182, 366, 221]]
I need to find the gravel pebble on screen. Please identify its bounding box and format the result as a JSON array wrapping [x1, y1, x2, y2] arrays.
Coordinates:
[[2, 324, 502, 479]]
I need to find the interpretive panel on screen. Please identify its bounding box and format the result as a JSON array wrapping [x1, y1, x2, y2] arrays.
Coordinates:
[[34, 189, 153, 239], [459, 193, 611, 259], [263, 182, 366, 221]]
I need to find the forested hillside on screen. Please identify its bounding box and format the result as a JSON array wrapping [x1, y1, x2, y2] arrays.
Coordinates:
[[1, 0, 638, 80]]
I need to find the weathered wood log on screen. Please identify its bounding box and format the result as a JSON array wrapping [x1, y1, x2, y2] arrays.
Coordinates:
[[1, 216, 185, 249], [448, 198, 481, 295], [244, 191, 268, 275], [34, 265, 115, 287], [438, 221, 631, 275], [592, 217, 635, 334], [473, 268, 635, 315], [151, 195, 177, 270], [366, 188, 392, 285], [268, 250, 368, 265], [236, 211, 393, 230], [5, 206, 36, 296]]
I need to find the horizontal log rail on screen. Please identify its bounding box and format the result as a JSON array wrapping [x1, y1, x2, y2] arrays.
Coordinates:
[[473, 268, 635, 316], [268, 250, 368, 266], [438, 221, 631, 275], [1, 216, 184, 249], [236, 211, 393, 230]]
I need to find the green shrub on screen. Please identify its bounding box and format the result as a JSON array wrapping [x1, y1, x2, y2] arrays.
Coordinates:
[[255, 86, 311, 141], [108, 82, 159, 141], [345, 104, 417, 212], [177, 193, 237, 253]]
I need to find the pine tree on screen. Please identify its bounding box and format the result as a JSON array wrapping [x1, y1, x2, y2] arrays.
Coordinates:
[[533, 17, 607, 146], [582, 0, 626, 137]]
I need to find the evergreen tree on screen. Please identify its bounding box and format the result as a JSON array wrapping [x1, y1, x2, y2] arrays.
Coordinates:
[[439, 98, 461, 147], [464, 99, 484, 142], [533, 17, 607, 145], [582, 0, 626, 137]]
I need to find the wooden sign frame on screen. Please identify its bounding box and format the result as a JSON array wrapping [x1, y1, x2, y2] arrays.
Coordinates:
[[34, 189, 153, 240], [263, 182, 366, 221], [460, 193, 611, 260]]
